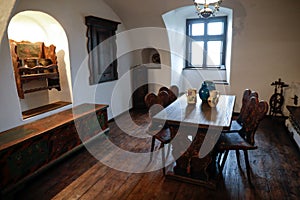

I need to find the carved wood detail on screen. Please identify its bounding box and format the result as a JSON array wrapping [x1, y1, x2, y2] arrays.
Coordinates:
[[9, 40, 61, 99]]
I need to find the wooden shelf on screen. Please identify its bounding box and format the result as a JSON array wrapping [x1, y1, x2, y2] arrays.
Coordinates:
[[20, 72, 59, 80], [9, 40, 61, 99], [24, 85, 61, 94]]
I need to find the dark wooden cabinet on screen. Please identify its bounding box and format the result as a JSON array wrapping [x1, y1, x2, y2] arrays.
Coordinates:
[[0, 104, 109, 194], [85, 16, 120, 84], [286, 106, 300, 149], [131, 65, 148, 110], [0, 134, 50, 188]]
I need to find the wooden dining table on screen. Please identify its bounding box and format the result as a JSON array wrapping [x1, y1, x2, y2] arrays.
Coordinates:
[[152, 94, 236, 188]]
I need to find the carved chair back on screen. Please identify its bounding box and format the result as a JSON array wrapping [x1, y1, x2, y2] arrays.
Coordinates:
[[239, 95, 268, 145], [236, 89, 258, 124], [144, 85, 179, 120]]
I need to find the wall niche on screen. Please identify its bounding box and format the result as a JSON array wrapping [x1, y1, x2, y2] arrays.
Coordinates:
[[8, 11, 72, 119]]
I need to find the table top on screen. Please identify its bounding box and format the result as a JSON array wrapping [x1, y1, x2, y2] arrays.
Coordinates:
[[153, 94, 236, 129]]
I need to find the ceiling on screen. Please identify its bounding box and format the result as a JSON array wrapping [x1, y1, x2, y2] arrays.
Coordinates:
[[103, 0, 190, 29]]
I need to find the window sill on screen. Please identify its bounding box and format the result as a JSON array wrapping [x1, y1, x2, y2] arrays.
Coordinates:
[[183, 66, 226, 70], [22, 101, 71, 119], [213, 80, 229, 85]]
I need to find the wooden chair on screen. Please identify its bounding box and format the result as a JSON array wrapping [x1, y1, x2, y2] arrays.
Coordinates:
[[217, 95, 268, 183], [148, 126, 172, 175], [230, 89, 258, 131], [144, 85, 178, 175]]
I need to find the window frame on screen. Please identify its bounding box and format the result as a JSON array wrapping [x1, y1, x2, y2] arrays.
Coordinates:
[[185, 16, 227, 69]]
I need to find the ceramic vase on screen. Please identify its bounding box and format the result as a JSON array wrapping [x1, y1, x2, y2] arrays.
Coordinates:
[[205, 80, 216, 91], [199, 82, 210, 101]]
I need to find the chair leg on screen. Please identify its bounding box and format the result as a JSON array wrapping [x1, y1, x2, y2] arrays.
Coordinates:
[[219, 150, 229, 174], [243, 150, 252, 183], [166, 143, 171, 158], [161, 143, 166, 175], [217, 151, 223, 165], [236, 150, 242, 169], [150, 136, 155, 161]]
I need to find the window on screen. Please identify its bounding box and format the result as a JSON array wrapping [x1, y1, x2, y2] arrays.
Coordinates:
[[186, 16, 227, 69], [85, 16, 120, 85]]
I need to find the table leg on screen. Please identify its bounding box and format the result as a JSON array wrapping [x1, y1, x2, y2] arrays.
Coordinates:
[[167, 126, 218, 188]]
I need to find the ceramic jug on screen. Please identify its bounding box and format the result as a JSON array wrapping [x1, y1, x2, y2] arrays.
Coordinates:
[[208, 90, 220, 107], [186, 88, 197, 104]]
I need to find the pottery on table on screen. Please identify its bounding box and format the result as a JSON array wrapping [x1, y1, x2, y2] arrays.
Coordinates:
[[208, 90, 220, 107], [199, 81, 216, 102]]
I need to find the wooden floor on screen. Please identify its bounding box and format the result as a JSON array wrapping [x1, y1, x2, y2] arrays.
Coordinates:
[[7, 110, 300, 199]]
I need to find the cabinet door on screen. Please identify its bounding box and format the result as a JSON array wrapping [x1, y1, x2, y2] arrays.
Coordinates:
[[74, 109, 108, 142], [97, 109, 108, 131], [0, 135, 49, 188], [48, 124, 80, 160], [132, 65, 148, 109]]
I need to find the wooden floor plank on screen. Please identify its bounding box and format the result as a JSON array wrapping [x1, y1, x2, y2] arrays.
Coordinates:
[[78, 168, 124, 200], [145, 178, 181, 200], [52, 163, 108, 200], [125, 171, 164, 200], [92, 171, 133, 200], [12, 148, 97, 199], [110, 173, 144, 200]]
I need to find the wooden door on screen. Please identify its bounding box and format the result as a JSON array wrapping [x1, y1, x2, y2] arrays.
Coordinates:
[[132, 65, 148, 110]]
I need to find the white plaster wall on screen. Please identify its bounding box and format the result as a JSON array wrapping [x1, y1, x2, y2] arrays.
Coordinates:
[[162, 6, 189, 92], [227, 0, 300, 112], [0, 34, 23, 131], [0, 0, 16, 43], [162, 0, 300, 112], [147, 49, 172, 93], [0, 0, 131, 132], [115, 27, 172, 94]]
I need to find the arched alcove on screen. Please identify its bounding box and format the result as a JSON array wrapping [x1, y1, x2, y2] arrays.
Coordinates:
[[141, 47, 163, 93], [162, 6, 233, 93], [141, 47, 161, 67], [7, 11, 72, 118]]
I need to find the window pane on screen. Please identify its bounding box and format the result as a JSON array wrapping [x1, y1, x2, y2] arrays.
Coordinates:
[[207, 41, 222, 66], [191, 23, 204, 36], [207, 22, 223, 35], [191, 41, 204, 66]]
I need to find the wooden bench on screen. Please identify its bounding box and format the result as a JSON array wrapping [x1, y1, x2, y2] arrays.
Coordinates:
[[0, 104, 109, 195]]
